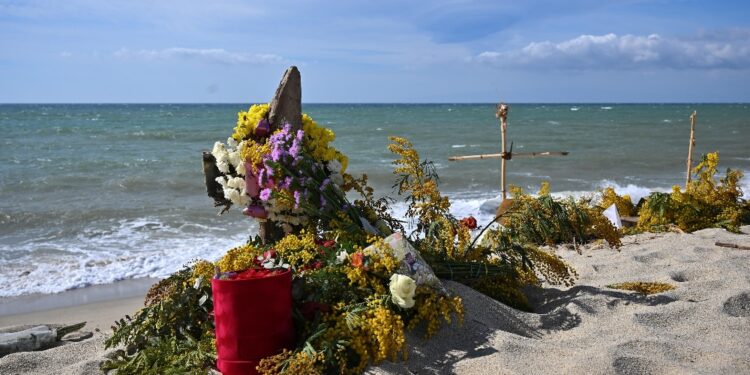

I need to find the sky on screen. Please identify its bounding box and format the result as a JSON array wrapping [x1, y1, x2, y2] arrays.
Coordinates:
[[1, 0, 749, 103]]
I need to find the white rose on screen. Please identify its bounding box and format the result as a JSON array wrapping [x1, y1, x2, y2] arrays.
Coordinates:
[[227, 137, 238, 148], [389, 274, 416, 309]]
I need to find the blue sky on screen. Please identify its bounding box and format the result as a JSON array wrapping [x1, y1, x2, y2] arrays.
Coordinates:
[[1, 0, 748, 103]]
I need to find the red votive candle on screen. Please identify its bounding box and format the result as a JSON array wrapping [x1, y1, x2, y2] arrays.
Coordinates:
[[212, 268, 294, 375]]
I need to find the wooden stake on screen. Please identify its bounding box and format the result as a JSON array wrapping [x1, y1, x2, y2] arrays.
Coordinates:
[[686, 111, 697, 189], [496, 103, 509, 200]]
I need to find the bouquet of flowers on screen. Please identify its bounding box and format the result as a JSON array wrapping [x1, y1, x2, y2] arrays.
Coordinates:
[[104, 103, 579, 375], [202, 105, 463, 374]]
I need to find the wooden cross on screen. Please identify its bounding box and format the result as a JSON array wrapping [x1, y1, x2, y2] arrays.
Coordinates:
[[449, 102, 569, 202]]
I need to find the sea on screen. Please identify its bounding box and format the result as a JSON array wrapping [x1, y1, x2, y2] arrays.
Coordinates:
[[1, 103, 749, 297]]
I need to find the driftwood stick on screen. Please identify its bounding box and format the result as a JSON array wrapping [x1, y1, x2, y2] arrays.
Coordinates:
[[715, 242, 750, 250], [202, 152, 231, 212], [686, 110, 697, 188]]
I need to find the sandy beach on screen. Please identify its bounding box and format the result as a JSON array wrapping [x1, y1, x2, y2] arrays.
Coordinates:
[[1, 227, 749, 374]]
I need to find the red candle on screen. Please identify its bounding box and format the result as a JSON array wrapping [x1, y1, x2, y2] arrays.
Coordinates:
[[212, 269, 294, 375]]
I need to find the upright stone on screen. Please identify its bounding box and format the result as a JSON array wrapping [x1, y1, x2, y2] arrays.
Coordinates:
[[268, 66, 302, 132]]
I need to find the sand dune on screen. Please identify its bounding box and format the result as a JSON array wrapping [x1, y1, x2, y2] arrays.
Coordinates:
[[371, 226, 750, 374], [1, 227, 749, 374]]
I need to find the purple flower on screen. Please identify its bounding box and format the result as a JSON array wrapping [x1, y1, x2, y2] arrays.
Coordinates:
[[271, 146, 284, 162], [281, 177, 293, 189], [289, 142, 300, 158], [257, 169, 266, 186], [320, 195, 327, 207], [294, 190, 302, 209], [321, 178, 331, 190], [260, 188, 272, 201]]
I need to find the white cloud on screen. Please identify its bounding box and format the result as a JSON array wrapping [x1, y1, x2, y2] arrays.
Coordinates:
[[113, 48, 286, 65], [474, 31, 750, 70]]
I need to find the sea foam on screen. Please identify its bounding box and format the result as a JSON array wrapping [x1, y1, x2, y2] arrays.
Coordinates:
[[0, 217, 252, 297]]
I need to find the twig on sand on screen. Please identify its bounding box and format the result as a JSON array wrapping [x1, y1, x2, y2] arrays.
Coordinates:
[[715, 242, 750, 250]]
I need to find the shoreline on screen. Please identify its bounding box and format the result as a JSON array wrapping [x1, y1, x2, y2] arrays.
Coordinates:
[[0, 277, 156, 332]]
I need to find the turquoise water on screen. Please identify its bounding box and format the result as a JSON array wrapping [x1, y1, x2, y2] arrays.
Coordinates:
[[1, 103, 749, 296]]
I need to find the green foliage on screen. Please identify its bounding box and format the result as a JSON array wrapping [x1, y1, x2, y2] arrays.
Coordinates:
[[505, 186, 622, 248], [637, 152, 747, 233], [388, 138, 582, 311], [101, 267, 215, 374]]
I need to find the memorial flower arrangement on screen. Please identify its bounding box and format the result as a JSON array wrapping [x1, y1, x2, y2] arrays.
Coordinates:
[[104, 107, 464, 375], [104, 102, 589, 374]]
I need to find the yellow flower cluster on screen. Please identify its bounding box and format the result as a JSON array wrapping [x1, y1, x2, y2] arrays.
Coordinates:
[[363, 238, 400, 274], [600, 187, 636, 217], [344, 243, 399, 294], [232, 103, 269, 141], [407, 289, 463, 338], [215, 244, 262, 272], [637, 152, 746, 232], [328, 211, 367, 243], [538, 181, 551, 196], [467, 274, 533, 311], [365, 305, 407, 362], [506, 183, 622, 248], [240, 140, 271, 174], [323, 306, 371, 374], [607, 281, 676, 295], [388, 137, 451, 225], [318, 300, 407, 374], [524, 246, 578, 287], [418, 215, 472, 260], [257, 349, 324, 375], [589, 213, 623, 248], [301, 114, 348, 172], [190, 260, 217, 283], [273, 231, 320, 269]]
